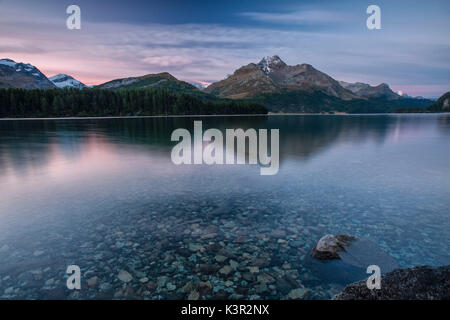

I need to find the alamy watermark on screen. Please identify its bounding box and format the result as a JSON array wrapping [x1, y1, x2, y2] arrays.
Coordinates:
[[66, 265, 81, 290], [366, 265, 381, 289], [66, 5, 81, 30], [367, 5, 381, 30], [64, 5, 380, 31], [171, 121, 279, 175]]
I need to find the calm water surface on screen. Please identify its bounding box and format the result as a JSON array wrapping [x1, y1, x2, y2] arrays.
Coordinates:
[[0, 114, 449, 299]]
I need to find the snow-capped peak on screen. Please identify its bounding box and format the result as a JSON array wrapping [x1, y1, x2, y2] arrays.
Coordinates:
[[257, 55, 286, 74], [0, 58, 18, 68], [49, 74, 86, 89], [0, 58, 46, 79], [0, 58, 57, 89]]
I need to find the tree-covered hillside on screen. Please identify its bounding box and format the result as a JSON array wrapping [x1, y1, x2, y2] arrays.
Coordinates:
[[250, 90, 434, 113], [394, 92, 449, 113], [426, 92, 450, 112], [0, 88, 267, 118]]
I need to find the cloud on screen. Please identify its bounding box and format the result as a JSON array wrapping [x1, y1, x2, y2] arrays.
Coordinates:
[[142, 56, 193, 68], [0, 45, 48, 54], [241, 10, 352, 25]]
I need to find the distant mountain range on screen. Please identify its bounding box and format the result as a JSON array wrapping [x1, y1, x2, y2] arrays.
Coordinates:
[[0, 56, 444, 113], [203, 56, 436, 112], [0, 59, 87, 89], [338, 81, 400, 100]]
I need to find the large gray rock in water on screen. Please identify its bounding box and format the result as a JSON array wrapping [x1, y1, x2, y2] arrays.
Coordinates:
[[334, 265, 450, 300], [312, 234, 356, 260], [307, 234, 398, 285], [312, 234, 398, 272]]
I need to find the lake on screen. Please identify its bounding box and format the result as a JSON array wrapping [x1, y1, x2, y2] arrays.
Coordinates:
[[0, 114, 449, 299]]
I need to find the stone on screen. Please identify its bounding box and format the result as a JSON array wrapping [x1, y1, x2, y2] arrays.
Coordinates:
[[215, 255, 228, 263], [114, 290, 123, 298], [166, 282, 176, 291], [229, 260, 239, 270], [251, 258, 269, 267], [117, 270, 133, 283], [255, 283, 268, 294], [248, 266, 259, 274], [157, 276, 168, 288], [270, 229, 286, 238], [306, 236, 399, 285], [139, 277, 149, 283], [87, 276, 99, 287], [224, 280, 233, 287], [219, 265, 233, 276], [312, 234, 356, 260], [218, 249, 237, 259], [124, 285, 135, 297], [287, 287, 308, 299], [234, 236, 248, 243], [182, 281, 195, 293], [188, 290, 200, 300], [257, 273, 275, 284], [189, 243, 204, 252], [99, 282, 112, 292], [242, 272, 255, 282]]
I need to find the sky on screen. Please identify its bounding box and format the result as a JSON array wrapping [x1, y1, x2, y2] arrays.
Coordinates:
[[0, 0, 449, 98]]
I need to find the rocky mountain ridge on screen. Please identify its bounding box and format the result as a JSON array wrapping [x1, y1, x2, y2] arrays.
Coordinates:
[[204, 55, 359, 101], [0, 59, 56, 89]]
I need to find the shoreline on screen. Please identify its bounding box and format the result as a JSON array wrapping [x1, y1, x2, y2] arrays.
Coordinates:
[[1, 112, 449, 121]]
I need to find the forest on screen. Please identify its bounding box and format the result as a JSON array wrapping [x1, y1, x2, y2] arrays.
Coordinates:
[[0, 88, 268, 118]]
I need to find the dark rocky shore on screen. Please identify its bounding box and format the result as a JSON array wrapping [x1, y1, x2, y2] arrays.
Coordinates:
[[311, 235, 449, 300], [334, 265, 450, 300]]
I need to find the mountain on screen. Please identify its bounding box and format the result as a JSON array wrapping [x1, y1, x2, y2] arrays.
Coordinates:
[[96, 72, 199, 93], [339, 81, 400, 100], [49, 74, 86, 89], [205, 56, 358, 101], [0, 58, 56, 89], [205, 56, 433, 113], [426, 92, 450, 112]]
